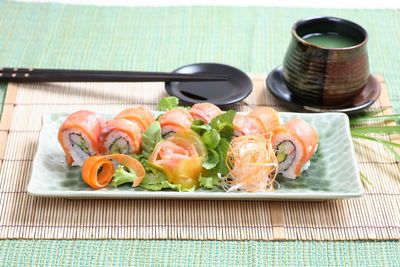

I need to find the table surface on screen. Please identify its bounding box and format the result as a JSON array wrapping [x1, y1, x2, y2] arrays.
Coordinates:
[[17, 0, 400, 9], [0, 0, 399, 265]]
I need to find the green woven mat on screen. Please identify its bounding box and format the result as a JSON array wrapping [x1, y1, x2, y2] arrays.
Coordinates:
[[0, 0, 399, 265], [0, 240, 398, 266]]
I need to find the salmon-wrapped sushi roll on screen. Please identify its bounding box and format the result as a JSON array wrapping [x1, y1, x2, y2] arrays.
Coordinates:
[[272, 119, 318, 179], [58, 110, 105, 166], [233, 114, 263, 137], [248, 107, 280, 133], [99, 119, 142, 155], [114, 107, 155, 133], [158, 108, 193, 137], [189, 103, 222, 124]]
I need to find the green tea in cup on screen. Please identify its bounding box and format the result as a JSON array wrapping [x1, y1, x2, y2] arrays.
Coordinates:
[[302, 33, 359, 48]]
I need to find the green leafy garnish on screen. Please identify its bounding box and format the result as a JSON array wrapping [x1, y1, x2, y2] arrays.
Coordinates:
[[157, 96, 180, 111], [202, 149, 219, 170], [132, 154, 195, 192], [201, 129, 220, 149], [191, 119, 212, 135], [112, 165, 138, 187], [141, 122, 162, 159], [210, 110, 236, 139], [140, 170, 195, 192], [214, 138, 231, 176], [191, 111, 236, 189], [199, 175, 221, 189], [156, 96, 191, 111]]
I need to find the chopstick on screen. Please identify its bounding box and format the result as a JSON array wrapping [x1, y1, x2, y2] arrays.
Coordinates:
[[0, 67, 229, 82]]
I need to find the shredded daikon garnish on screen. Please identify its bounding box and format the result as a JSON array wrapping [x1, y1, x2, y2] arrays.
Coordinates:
[[225, 134, 278, 192]]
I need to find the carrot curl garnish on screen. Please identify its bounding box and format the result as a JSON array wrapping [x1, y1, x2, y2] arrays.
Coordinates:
[[82, 154, 145, 189]]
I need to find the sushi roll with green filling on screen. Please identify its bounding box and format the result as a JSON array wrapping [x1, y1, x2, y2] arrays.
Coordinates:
[[58, 110, 105, 166], [272, 119, 318, 179], [99, 119, 142, 155]]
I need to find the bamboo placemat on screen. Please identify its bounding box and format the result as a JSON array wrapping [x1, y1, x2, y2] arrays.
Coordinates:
[[0, 75, 398, 240]]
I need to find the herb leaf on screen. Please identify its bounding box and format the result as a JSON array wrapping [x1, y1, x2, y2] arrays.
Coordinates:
[[199, 175, 221, 189], [202, 129, 221, 149], [191, 119, 212, 135], [157, 96, 180, 111], [202, 149, 219, 170], [210, 110, 236, 139]]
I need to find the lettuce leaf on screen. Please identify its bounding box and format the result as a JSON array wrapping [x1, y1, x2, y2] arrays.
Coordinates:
[[210, 110, 236, 139], [133, 155, 195, 192], [214, 138, 231, 176], [157, 96, 191, 111], [191, 119, 212, 135], [157, 96, 179, 111], [140, 171, 195, 192], [202, 149, 219, 170], [141, 122, 162, 159], [201, 129, 220, 149], [199, 175, 221, 189], [192, 110, 236, 189]]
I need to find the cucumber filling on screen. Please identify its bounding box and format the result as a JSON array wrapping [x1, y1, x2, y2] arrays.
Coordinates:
[[276, 141, 296, 171], [70, 133, 90, 154], [109, 137, 129, 154], [276, 152, 287, 163]]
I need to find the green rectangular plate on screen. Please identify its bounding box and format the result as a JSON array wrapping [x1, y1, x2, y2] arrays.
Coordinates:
[[27, 112, 363, 200]]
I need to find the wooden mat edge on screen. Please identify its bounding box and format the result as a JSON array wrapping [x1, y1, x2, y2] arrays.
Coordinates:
[[0, 83, 17, 171]]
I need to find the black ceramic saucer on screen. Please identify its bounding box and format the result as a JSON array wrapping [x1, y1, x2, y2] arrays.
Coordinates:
[[165, 63, 252, 106], [266, 66, 381, 114]]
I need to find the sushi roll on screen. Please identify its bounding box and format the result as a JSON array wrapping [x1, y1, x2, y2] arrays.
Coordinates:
[[99, 119, 142, 155], [272, 119, 318, 179], [189, 103, 222, 124], [58, 110, 105, 166], [233, 114, 263, 137], [158, 108, 193, 137], [114, 106, 155, 133], [248, 107, 280, 133]]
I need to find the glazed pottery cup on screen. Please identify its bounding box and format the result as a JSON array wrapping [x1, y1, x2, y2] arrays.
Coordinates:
[[283, 16, 369, 107]]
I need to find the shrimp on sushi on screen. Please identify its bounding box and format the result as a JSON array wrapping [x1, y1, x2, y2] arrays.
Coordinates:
[[158, 108, 193, 137], [58, 110, 105, 166]]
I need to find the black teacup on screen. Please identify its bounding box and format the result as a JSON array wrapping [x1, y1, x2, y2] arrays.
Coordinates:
[[283, 16, 369, 107]]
